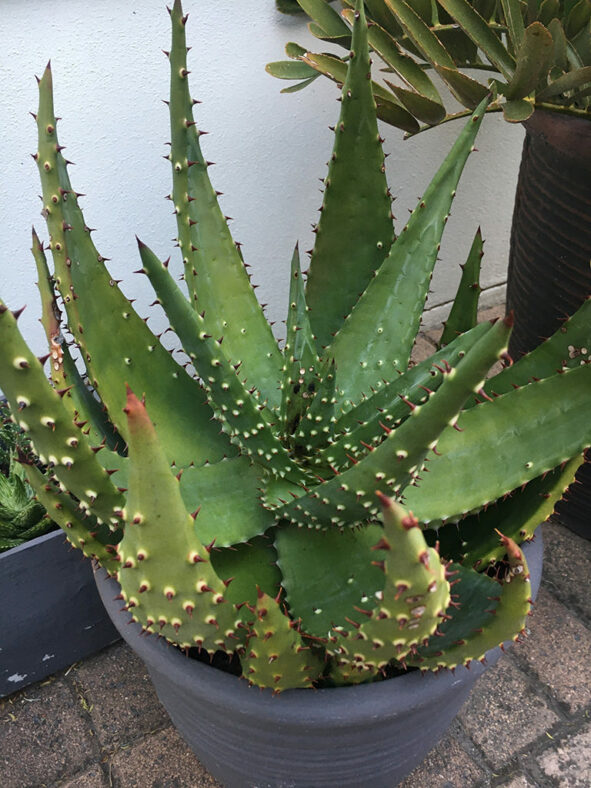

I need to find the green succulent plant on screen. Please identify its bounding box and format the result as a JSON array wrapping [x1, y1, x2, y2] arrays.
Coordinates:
[[268, 0, 591, 131], [1, 0, 590, 690], [0, 403, 53, 552]]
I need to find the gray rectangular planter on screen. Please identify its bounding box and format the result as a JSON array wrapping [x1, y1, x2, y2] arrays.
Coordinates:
[[0, 528, 119, 697]]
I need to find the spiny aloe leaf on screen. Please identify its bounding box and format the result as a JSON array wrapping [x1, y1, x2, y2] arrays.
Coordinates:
[[304, 0, 395, 348], [210, 535, 282, 608], [0, 303, 124, 528], [404, 365, 591, 524], [407, 535, 532, 670], [428, 455, 581, 566], [137, 241, 308, 483], [294, 356, 338, 453], [503, 22, 554, 101], [272, 315, 511, 527], [439, 227, 483, 348], [242, 590, 323, 692], [32, 229, 123, 454], [34, 65, 231, 469], [437, 0, 516, 78], [315, 322, 493, 472], [332, 496, 450, 676], [476, 297, 591, 402], [274, 522, 386, 638], [167, 1, 283, 409], [25, 463, 120, 571], [280, 246, 320, 443], [327, 97, 488, 409], [177, 458, 276, 548], [116, 387, 245, 653]]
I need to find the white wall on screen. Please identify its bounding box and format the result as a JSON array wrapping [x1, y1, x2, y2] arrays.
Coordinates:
[[0, 0, 524, 357]]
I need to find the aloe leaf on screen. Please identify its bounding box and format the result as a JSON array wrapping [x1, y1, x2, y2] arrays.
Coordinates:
[[0, 303, 125, 529], [117, 386, 245, 653], [177, 458, 276, 548], [34, 66, 231, 469], [386, 80, 447, 124], [241, 591, 322, 691], [303, 2, 395, 348], [327, 98, 488, 408], [25, 463, 120, 571], [168, 3, 283, 409], [500, 0, 526, 49], [280, 246, 320, 444], [137, 241, 307, 483], [504, 23, 554, 100], [477, 298, 591, 401], [502, 97, 535, 120], [274, 522, 386, 637], [407, 536, 532, 670], [32, 229, 123, 454], [439, 227, 483, 348], [434, 64, 491, 108], [333, 497, 450, 675], [537, 66, 591, 100], [294, 356, 338, 452], [429, 456, 580, 566], [210, 535, 281, 608], [403, 365, 591, 524], [437, 0, 516, 78], [274, 315, 511, 527], [386, 0, 457, 68]]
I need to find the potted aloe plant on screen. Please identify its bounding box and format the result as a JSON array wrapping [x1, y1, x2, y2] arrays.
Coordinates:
[[269, 0, 591, 534], [1, 1, 590, 784], [0, 400, 119, 697]]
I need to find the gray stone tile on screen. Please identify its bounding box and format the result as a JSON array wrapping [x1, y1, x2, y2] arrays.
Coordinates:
[[495, 776, 537, 788], [514, 588, 591, 713], [459, 659, 559, 771], [0, 679, 97, 788], [411, 334, 437, 364], [541, 521, 591, 621], [110, 726, 221, 787], [399, 724, 486, 787], [71, 641, 169, 750], [537, 723, 591, 787], [60, 764, 107, 787]]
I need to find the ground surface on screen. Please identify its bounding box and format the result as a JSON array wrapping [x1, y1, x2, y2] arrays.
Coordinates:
[[2, 308, 590, 787]]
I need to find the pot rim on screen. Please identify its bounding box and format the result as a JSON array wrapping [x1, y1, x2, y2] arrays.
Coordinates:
[[94, 528, 543, 726]]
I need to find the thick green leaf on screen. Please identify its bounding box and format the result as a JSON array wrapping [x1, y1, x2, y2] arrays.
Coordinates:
[[434, 64, 491, 108], [501, 0, 526, 49], [281, 75, 321, 93], [386, 0, 457, 67], [265, 59, 319, 79], [504, 22, 554, 100], [439, 227, 483, 348], [298, 0, 352, 37], [502, 97, 535, 119], [386, 80, 447, 123], [537, 65, 591, 99]]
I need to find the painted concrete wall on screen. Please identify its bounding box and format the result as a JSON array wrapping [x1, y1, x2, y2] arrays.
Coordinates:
[[1, 0, 524, 357]]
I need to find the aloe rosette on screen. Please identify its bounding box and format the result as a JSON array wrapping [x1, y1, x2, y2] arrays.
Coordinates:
[[1, 0, 590, 690]]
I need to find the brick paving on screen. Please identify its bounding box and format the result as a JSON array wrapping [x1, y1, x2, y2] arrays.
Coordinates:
[[2, 311, 590, 787]]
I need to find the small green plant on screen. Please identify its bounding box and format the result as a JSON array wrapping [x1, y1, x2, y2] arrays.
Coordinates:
[[0, 0, 589, 689], [0, 403, 53, 552], [268, 0, 591, 131]]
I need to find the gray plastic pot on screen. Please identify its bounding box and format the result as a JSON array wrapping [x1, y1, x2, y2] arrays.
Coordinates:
[[95, 530, 543, 788], [0, 529, 119, 697]]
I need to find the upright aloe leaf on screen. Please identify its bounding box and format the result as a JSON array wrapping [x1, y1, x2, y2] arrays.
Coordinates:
[[167, 1, 283, 408], [439, 227, 483, 347], [34, 66, 230, 468], [327, 97, 488, 409], [304, 0, 395, 348]]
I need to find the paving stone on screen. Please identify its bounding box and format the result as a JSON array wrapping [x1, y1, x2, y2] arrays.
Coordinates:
[[71, 641, 169, 750], [495, 775, 537, 787], [458, 658, 559, 771], [399, 723, 486, 787], [411, 334, 437, 364], [514, 587, 591, 713], [541, 521, 591, 622], [0, 679, 97, 787], [59, 764, 107, 787], [537, 723, 591, 787], [110, 725, 220, 787]]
